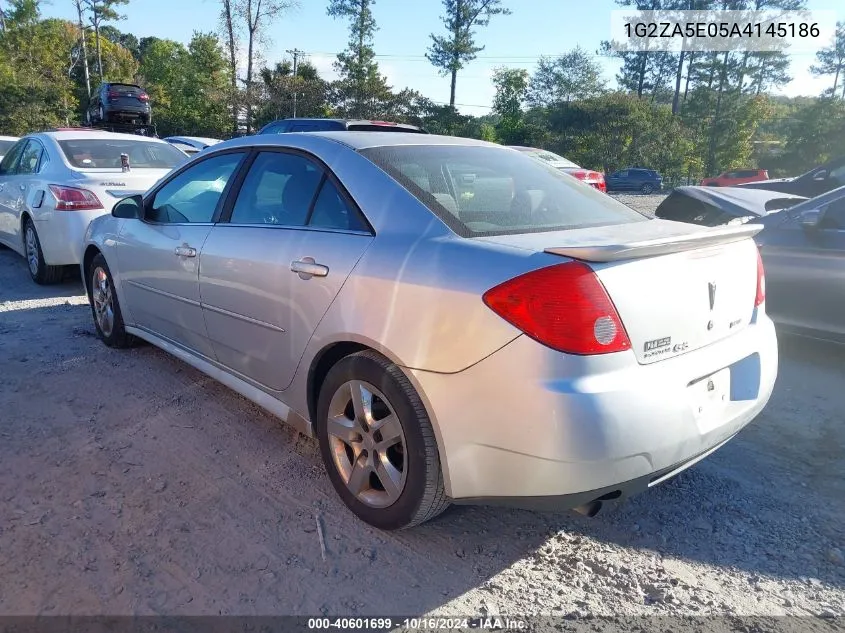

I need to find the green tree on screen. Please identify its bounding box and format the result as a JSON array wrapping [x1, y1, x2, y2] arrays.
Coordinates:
[[99, 24, 139, 60], [810, 21, 845, 98], [82, 0, 129, 81], [491, 67, 529, 144], [327, 0, 392, 118], [426, 0, 510, 108], [256, 60, 329, 125], [527, 47, 605, 108], [0, 2, 79, 133]]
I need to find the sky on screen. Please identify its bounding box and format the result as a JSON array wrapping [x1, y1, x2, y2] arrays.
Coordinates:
[[41, 0, 845, 116]]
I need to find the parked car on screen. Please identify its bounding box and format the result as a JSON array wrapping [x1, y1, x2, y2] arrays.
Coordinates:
[[752, 185, 845, 343], [0, 130, 187, 284], [164, 136, 223, 153], [701, 169, 769, 187], [508, 146, 606, 192], [167, 141, 201, 156], [736, 155, 845, 198], [654, 186, 805, 227], [0, 135, 19, 162], [258, 118, 427, 134], [80, 132, 777, 530], [85, 82, 152, 126], [605, 167, 663, 194]]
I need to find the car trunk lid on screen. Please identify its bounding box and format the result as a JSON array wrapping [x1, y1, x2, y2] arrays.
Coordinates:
[[107, 85, 147, 108], [478, 219, 762, 364], [70, 169, 171, 199]]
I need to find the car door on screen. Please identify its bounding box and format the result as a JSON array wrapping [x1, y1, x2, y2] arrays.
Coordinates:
[[14, 139, 47, 226], [607, 170, 627, 191], [0, 139, 27, 248], [116, 150, 248, 358], [758, 197, 845, 336], [199, 149, 374, 392]]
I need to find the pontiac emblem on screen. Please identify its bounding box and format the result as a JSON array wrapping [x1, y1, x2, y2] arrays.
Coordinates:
[[708, 282, 717, 311]]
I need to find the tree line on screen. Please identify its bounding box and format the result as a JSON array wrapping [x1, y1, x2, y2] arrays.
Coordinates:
[[0, 0, 843, 181]]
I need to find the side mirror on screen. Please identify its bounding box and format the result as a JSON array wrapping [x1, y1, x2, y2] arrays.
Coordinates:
[[112, 194, 144, 219], [799, 209, 822, 229], [812, 170, 828, 182]]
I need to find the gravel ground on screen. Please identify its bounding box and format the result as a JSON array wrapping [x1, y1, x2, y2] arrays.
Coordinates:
[[0, 208, 843, 619]]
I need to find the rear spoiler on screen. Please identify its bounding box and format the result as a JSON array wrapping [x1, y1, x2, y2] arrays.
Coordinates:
[[544, 223, 762, 263]]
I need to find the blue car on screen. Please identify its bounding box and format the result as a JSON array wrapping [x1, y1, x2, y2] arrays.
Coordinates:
[[605, 167, 663, 194]]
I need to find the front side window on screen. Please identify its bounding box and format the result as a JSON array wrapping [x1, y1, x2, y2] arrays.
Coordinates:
[[59, 139, 187, 170], [17, 140, 44, 175], [147, 152, 245, 224], [360, 145, 645, 237], [230, 152, 323, 226]]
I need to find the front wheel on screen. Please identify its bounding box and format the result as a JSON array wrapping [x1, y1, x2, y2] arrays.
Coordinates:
[[641, 183, 655, 194], [315, 350, 449, 530], [23, 219, 64, 285]]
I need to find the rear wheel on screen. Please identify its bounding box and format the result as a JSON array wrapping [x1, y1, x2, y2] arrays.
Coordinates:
[[315, 350, 449, 530], [641, 183, 655, 194], [23, 219, 64, 285], [88, 253, 135, 348]]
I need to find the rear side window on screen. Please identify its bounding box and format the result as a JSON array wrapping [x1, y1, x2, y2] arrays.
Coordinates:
[[347, 124, 424, 133], [360, 145, 645, 237], [0, 139, 27, 174]]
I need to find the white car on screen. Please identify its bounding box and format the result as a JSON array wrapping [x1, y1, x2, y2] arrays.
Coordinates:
[[163, 136, 223, 153], [0, 129, 187, 284], [0, 135, 19, 162]]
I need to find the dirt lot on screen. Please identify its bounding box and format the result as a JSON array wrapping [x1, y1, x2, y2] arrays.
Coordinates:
[[0, 199, 844, 617]]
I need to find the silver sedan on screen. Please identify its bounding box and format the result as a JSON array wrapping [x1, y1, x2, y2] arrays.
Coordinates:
[[81, 132, 779, 529]]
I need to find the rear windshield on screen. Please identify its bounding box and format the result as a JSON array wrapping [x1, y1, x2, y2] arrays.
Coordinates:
[[521, 149, 579, 169], [360, 145, 646, 237], [0, 140, 16, 156], [59, 139, 187, 169], [347, 124, 425, 133]]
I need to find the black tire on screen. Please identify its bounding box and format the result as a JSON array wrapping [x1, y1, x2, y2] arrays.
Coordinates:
[[641, 183, 655, 194], [87, 253, 136, 348], [142, 113, 152, 126], [315, 350, 449, 530], [23, 219, 64, 285]]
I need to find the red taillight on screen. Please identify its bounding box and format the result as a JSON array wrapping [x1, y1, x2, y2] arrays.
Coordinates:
[[482, 261, 632, 355], [139, 92, 149, 102], [49, 185, 103, 211], [755, 247, 765, 307], [107, 90, 119, 99], [569, 170, 588, 180]]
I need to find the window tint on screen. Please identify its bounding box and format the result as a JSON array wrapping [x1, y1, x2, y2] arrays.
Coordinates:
[[820, 198, 845, 230], [0, 140, 27, 174], [0, 140, 17, 157], [616, 170, 628, 178], [309, 179, 366, 231], [59, 139, 187, 169], [291, 123, 323, 132], [261, 122, 289, 134], [148, 152, 244, 224], [230, 152, 323, 226], [17, 140, 44, 175], [360, 145, 645, 237], [829, 163, 845, 187]]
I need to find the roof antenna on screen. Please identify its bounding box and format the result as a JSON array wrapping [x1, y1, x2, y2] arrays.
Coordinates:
[[120, 153, 131, 172]]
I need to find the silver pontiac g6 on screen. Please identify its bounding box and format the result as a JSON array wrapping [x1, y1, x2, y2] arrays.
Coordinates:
[[81, 132, 778, 530]]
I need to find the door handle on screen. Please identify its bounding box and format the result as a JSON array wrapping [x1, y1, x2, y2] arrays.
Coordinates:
[[291, 257, 329, 279], [174, 245, 197, 258]]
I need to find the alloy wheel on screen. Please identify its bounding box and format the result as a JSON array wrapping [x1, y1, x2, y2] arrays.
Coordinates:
[[326, 380, 407, 508], [91, 267, 115, 337], [25, 225, 39, 277]]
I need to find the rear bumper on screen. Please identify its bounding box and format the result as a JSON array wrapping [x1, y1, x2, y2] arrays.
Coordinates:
[[409, 313, 778, 503], [34, 208, 109, 266]]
